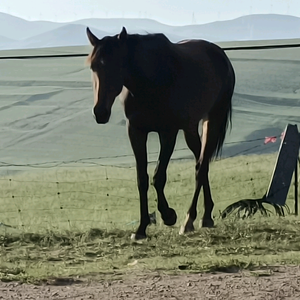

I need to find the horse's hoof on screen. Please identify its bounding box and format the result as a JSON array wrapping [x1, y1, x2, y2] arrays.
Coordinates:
[[201, 218, 214, 228], [163, 208, 177, 226], [131, 233, 147, 241], [179, 215, 195, 235], [179, 223, 195, 235]]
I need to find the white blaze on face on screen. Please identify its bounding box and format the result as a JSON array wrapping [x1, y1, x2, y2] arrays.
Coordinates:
[[92, 71, 100, 106]]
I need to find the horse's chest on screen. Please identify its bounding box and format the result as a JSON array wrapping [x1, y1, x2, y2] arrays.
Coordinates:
[[123, 97, 175, 131]]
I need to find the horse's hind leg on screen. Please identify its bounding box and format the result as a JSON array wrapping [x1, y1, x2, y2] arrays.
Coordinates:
[[153, 130, 178, 226], [180, 119, 214, 234], [180, 125, 202, 233], [201, 165, 214, 227]]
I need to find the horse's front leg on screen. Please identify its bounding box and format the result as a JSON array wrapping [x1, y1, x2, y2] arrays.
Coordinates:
[[153, 130, 178, 226], [128, 124, 150, 240]]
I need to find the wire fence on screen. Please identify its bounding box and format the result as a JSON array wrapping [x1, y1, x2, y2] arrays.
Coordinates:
[[0, 136, 280, 169], [0, 40, 299, 231], [0, 41, 300, 60], [0, 132, 293, 231]]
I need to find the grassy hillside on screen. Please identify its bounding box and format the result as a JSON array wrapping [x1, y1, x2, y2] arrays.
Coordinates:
[[1, 13, 300, 49], [1, 39, 300, 281], [0, 39, 299, 177], [0, 153, 299, 282]]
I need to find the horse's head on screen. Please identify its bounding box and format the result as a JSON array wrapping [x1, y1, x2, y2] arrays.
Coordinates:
[[86, 27, 127, 124]]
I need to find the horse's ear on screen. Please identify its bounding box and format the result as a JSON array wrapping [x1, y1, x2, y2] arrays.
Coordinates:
[[86, 27, 99, 46], [118, 27, 127, 42]]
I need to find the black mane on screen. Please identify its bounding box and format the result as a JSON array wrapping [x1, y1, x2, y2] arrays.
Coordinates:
[[125, 33, 178, 89]]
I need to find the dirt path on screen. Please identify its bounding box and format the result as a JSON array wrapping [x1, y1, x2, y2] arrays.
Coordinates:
[[0, 266, 300, 299]]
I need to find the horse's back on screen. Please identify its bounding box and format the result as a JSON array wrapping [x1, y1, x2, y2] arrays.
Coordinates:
[[123, 34, 235, 131], [165, 39, 235, 125], [174, 39, 234, 80]]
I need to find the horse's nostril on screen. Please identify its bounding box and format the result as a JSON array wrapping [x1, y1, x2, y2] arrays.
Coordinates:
[[93, 107, 110, 124]]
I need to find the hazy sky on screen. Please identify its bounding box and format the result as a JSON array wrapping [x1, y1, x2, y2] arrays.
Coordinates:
[[0, 0, 298, 25]]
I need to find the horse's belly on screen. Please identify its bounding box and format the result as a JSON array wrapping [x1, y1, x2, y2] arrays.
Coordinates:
[[123, 94, 200, 131], [125, 110, 175, 131]]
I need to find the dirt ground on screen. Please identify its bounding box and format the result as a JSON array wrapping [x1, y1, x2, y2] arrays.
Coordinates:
[[0, 266, 300, 300]]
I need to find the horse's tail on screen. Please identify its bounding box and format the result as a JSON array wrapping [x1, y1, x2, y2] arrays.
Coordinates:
[[204, 67, 235, 161]]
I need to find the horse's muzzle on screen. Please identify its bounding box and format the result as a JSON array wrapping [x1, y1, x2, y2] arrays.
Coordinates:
[[93, 107, 110, 124]]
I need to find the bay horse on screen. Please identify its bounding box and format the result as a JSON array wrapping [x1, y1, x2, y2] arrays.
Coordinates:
[[86, 27, 235, 240]]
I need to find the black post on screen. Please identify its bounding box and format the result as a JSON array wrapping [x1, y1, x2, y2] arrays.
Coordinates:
[[295, 158, 299, 216]]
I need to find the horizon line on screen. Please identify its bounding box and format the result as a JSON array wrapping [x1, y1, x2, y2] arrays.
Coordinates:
[[0, 11, 299, 27]]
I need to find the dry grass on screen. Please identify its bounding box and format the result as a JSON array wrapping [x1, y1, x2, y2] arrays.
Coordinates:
[[0, 152, 299, 283]]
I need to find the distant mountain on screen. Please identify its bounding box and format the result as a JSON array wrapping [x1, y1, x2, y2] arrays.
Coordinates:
[[5, 24, 108, 50], [0, 35, 15, 46], [71, 18, 184, 42], [71, 18, 173, 35], [173, 14, 300, 41], [0, 13, 300, 50], [0, 12, 62, 40]]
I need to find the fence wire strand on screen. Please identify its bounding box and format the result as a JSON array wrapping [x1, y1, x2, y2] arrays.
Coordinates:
[[0, 41, 300, 60], [0, 41, 296, 230]]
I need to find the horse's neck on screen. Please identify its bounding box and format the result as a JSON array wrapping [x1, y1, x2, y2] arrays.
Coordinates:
[[123, 38, 151, 94], [124, 36, 175, 95]]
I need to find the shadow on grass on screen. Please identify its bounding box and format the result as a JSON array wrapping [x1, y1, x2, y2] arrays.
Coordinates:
[[1, 217, 300, 284]]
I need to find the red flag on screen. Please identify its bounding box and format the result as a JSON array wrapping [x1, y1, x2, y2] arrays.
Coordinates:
[[264, 136, 277, 144]]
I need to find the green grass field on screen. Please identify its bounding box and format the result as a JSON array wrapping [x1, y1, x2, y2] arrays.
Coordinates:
[[1, 40, 300, 172], [1, 39, 300, 283], [1, 152, 299, 283]]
